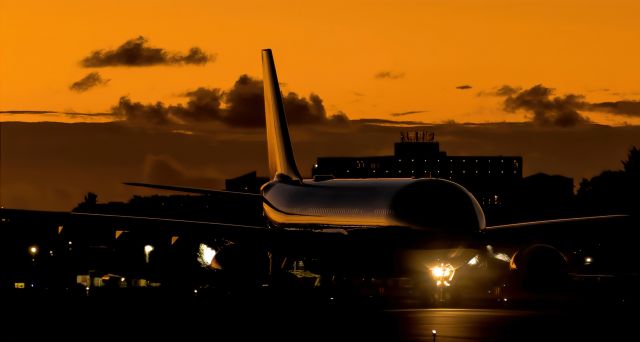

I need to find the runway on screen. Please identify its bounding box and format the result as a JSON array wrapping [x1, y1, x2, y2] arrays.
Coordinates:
[[2, 294, 636, 341], [380, 308, 629, 342]]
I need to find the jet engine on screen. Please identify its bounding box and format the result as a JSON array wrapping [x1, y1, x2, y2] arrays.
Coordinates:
[[510, 244, 568, 292]]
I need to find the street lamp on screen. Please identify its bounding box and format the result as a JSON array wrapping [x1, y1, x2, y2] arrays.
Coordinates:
[[28, 245, 38, 261], [144, 245, 154, 263]]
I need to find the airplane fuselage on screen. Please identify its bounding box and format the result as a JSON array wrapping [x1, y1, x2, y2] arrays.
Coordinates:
[[261, 177, 486, 234]]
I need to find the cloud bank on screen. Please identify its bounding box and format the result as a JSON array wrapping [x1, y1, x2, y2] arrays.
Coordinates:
[[112, 75, 349, 127], [81, 36, 213, 67]]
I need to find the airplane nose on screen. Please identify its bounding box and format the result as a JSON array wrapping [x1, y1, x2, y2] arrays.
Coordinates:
[[389, 179, 485, 234]]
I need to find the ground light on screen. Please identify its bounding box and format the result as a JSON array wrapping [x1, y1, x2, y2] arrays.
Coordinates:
[[144, 245, 154, 263], [28, 245, 38, 262]]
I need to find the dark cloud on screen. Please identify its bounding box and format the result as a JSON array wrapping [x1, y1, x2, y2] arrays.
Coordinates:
[[329, 111, 350, 124], [0, 110, 113, 117], [221, 75, 266, 127], [354, 118, 427, 126], [1, 110, 55, 114], [488, 84, 640, 124], [111, 74, 348, 127], [589, 100, 640, 117], [477, 85, 522, 97], [495, 85, 521, 97], [112, 97, 173, 125], [390, 110, 428, 117], [375, 71, 405, 80], [175, 88, 224, 122], [69, 72, 110, 92], [222, 75, 348, 127], [456, 85, 472, 90], [503, 85, 590, 127], [81, 36, 214, 67]]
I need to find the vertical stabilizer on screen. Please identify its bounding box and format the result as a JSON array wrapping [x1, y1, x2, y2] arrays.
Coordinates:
[[262, 49, 302, 181]]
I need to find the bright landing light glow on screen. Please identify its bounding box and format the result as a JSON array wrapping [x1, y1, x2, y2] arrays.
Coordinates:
[[429, 263, 455, 286], [197, 243, 217, 267], [467, 255, 479, 266]]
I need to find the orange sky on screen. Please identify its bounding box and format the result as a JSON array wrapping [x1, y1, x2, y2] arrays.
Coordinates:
[[1, 0, 640, 125]]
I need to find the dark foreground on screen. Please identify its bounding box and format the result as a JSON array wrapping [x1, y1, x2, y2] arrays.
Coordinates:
[[2, 290, 637, 342]]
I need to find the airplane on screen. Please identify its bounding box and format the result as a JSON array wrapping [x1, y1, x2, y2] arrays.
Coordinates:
[[1, 49, 635, 300]]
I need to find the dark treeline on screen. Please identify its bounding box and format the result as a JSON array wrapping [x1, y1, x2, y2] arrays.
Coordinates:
[[488, 146, 639, 224]]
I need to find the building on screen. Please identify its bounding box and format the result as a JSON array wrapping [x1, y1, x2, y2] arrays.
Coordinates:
[[312, 131, 523, 208], [225, 171, 270, 194]]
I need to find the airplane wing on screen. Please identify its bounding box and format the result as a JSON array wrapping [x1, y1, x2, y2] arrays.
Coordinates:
[[482, 214, 633, 244], [484, 214, 629, 231], [1, 208, 270, 242], [481, 214, 638, 280]]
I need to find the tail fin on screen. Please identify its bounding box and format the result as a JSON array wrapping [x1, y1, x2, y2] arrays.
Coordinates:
[[262, 49, 302, 182]]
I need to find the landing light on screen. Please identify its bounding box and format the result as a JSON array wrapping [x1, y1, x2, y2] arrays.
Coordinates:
[[198, 243, 217, 268], [144, 245, 154, 263], [467, 255, 479, 266], [494, 253, 510, 262], [585, 257, 592, 265], [429, 263, 455, 286]]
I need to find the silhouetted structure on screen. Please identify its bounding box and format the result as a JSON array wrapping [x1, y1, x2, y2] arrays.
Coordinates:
[[312, 131, 522, 208], [225, 171, 270, 194]]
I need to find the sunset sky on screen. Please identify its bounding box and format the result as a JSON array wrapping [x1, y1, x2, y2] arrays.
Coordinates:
[[2, 0, 640, 210], [2, 0, 640, 125]]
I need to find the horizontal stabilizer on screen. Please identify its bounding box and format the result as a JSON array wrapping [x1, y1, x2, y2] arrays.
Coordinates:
[[123, 182, 262, 197]]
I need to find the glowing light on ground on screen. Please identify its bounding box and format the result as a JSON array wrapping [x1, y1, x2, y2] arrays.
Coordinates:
[[197, 243, 217, 267]]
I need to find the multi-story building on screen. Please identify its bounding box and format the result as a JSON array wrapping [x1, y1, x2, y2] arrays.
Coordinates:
[[312, 131, 523, 208]]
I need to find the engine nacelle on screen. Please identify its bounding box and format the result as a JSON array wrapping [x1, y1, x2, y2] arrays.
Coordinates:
[[511, 244, 568, 292]]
